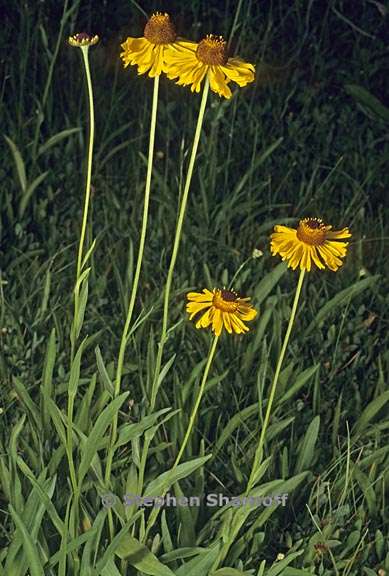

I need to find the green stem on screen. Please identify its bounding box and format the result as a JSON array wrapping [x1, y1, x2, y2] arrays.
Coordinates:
[[144, 334, 219, 541], [150, 77, 210, 411], [66, 395, 78, 493], [174, 335, 219, 467], [104, 75, 160, 487], [228, 256, 252, 290], [212, 268, 306, 571], [246, 267, 305, 493], [72, 45, 95, 356]]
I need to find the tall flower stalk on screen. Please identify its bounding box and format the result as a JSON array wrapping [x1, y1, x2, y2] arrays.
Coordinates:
[[104, 76, 160, 486], [150, 78, 210, 411], [149, 33, 255, 410], [66, 32, 98, 569], [246, 268, 305, 492], [212, 217, 351, 569], [144, 286, 257, 540], [68, 33, 99, 357]]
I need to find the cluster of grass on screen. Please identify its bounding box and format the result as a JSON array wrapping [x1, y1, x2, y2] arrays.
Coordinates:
[[0, 0, 388, 574]]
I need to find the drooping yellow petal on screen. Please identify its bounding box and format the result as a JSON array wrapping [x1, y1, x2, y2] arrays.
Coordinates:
[[212, 308, 223, 336], [120, 38, 154, 70], [208, 66, 232, 98], [220, 57, 255, 87], [326, 227, 351, 240], [196, 308, 213, 330], [148, 45, 165, 77], [222, 312, 233, 334]]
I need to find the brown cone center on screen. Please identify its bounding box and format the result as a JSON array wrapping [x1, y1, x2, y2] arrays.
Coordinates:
[[196, 35, 228, 65], [144, 13, 176, 44]]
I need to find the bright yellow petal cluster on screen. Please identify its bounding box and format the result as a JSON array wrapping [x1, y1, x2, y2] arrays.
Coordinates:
[[270, 218, 352, 272], [120, 12, 179, 77], [165, 35, 255, 99], [186, 288, 257, 336]]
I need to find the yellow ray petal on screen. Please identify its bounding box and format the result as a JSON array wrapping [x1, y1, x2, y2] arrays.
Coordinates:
[[208, 66, 232, 98], [222, 312, 233, 334], [212, 309, 223, 336], [221, 57, 255, 87], [326, 228, 351, 240]]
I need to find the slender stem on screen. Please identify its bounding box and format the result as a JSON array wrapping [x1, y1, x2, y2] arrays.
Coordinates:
[[174, 335, 219, 467], [143, 334, 219, 541], [150, 77, 210, 411], [246, 268, 305, 493], [72, 45, 95, 355], [66, 44, 94, 559], [228, 256, 252, 290], [212, 268, 306, 571], [66, 395, 78, 493], [76, 47, 95, 280], [104, 75, 160, 486]]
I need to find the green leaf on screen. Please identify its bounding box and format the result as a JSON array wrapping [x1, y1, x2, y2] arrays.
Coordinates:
[[37, 127, 81, 157], [4, 135, 27, 193], [115, 408, 173, 448], [282, 569, 314, 576], [68, 336, 89, 398], [212, 403, 258, 457], [74, 274, 90, 341], [47, 398, 67, 447], [212, 569, 253, 576], [16, 459, 64, 536], [352, 465, 376, 515], [81, 238, 97, 271], [95, 345, 114, 396], [305, 276, 379, 336], [265, 550, 304, 576], [352, 390, 389, 436], [175, 544, 220, 576], [9, 504, 44, 576], [278, 364, 320, 405], [13, 377, 41, 430], [295, 416, 320, 473], [19, 171, 49, 218], [100, 558, 122, 575], [77, 392, 129, 485], [115, 534, 176, 576], [144, 455, 212, 497], [345, 84, 389, 122], [254, 262, 287, 306]]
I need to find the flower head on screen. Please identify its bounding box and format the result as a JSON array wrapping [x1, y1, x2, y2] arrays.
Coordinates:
[[68, 32, 99, 48], [270, 218, 352, 272], [164, 34, 255, 98], [186, 288, 257, 336], [120, 12, 179, 77]]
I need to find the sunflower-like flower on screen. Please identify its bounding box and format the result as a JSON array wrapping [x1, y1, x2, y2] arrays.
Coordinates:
[[186, 288, 257, 336], [68, 32, 99, 48], [270, 218, 352, 272], [120, 12, 180, 77], [164, 34, 255, 98]]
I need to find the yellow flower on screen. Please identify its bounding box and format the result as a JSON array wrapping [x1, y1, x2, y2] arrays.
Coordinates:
[[186, 288, 257, 336], [164, 34, 255, 98], [270, 218, 352, 272], [68, 32, 99, 47], [120, 12, 179, 77]]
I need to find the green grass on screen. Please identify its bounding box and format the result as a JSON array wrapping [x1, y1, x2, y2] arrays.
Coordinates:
[[0, 0, 388, 574]]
